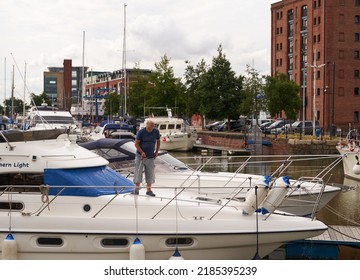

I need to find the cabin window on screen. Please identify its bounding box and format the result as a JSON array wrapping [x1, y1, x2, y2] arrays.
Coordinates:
[[176, 124, 181, 129], [37, 237, 64, 246], [165, 237, 194, 247], [0, 201, 24, 211], [101, 238, 129, 247], [0, 173, 44, 188], [168, 124, 175, 129], [159, 124, 167, 130]]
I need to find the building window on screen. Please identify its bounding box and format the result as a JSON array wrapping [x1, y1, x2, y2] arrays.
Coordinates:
[[317, 70, 321, 79], [314, 17, 317, 25], [339, 69, 345, 78], [313, 35, 317, 43], [317, 34, 321, 42], [317, 51, 321, 60], [356, 33, 360, 41], [355, 50, 360, 59], [355, 111, 359, 124], [356, 15, 360, 23], [339, 50, 345, 59], [339, 14, 345, 24], [314, 0, 317, 8], [355, 87, 360, 96], [356, 0, 360, 7], [339, 87, 344, 96], [317, 88, 321, 96], [355, 70, 360, 78], [339, 32, 345, 41]]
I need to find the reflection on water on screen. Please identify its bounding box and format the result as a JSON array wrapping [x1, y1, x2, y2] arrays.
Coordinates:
[[170, 151, 360, 226]]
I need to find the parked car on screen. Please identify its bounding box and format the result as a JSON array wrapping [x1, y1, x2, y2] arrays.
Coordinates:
[[218, 119, 247, 132], [264, 119, 291, 134], [259, 121, 274, 133], [291, 120, 320, 135], [205, 120, 224, 131]]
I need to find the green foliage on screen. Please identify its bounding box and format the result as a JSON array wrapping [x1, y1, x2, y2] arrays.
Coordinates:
[[127, 66, 151, 118], [145, 55, 186, 117], [183, 59, 208, 117], [30, 92, 52, 106], [240, 65, 266, 120], [195, 45, 244, 126], [3, 97, 29, 116], [104, 92, 120, 117], [264, 72, 301, 120]]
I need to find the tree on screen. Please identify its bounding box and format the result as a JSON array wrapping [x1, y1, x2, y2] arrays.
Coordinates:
[[197, 45, 243, 130], [264, 72, 301, 120], [30, 92, 52, 106], [127, 66, 151, 118], [3, 97, 29, 118], [240, 65, 266, 125], [104, 92, 120, 118], [183, 59, 209, 120], [146, 55, 186, 117]]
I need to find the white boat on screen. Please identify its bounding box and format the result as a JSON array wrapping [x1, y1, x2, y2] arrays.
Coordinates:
[[27, 103, 77, 131], [86, 122, 135, 141], [81, 138, 343, 217], [336, 129, 360, 180], [0, 129, 327, 260], [141, 109, 197, 151]]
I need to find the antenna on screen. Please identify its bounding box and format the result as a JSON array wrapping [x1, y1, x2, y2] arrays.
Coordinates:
[[122, 3, 127, 117]]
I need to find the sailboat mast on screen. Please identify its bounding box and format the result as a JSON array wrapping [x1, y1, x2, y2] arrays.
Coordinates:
[[81, 30, 85, 117], [3, 57, 6, 115], [11, 65, 14, 124], [23, 61, 27, 129], [122, 3, 127, 117]]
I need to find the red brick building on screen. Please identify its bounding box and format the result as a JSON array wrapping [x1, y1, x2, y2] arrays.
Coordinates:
[[271, 0, 360, 134]]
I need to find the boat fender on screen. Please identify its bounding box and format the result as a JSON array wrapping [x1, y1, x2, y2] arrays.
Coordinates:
[[169, 247, 184, 260], [260, 176, 290, 214], [129, 237, 145, 260], [1, 233, 18, 260], [242, 176, 270, 215], [353, 163, 360, 175]]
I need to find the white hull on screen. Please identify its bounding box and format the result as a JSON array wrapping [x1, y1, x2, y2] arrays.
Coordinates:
[[337, 146, 360, 180], [160, 133, 196, 151], [0, 191, 326, 260]]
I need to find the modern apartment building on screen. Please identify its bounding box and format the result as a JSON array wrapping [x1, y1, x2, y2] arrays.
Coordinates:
[[43, 59, 88, 110], [271, 0, 360, 134]]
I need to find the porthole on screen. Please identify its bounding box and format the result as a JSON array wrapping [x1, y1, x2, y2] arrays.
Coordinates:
[[0, 202, 24, 211], [83, 204, 91, 212], [101, 238, 129, 247], [37, 237, 64, 246], [165, 237, 194, 247]]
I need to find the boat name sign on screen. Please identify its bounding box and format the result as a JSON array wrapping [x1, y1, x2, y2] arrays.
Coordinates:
[[0, 162, 30, 169]]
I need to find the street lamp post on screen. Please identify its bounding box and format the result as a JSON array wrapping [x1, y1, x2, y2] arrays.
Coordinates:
[[307, 49, 325, 137], [330, 62, 336, 136]]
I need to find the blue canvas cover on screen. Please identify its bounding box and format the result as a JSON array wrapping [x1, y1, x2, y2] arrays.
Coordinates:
[[44, 166, 135, 196]]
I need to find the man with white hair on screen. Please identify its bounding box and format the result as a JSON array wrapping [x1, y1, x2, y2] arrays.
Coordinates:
[[133, 119, 160, 196]]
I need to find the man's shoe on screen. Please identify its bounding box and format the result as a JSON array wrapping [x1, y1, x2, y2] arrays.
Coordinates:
[[146, 191, 156, 196], [132, 190, 139, 195]]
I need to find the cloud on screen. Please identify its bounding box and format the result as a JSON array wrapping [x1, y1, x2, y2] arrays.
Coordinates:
[[0, 0, 277, 102]]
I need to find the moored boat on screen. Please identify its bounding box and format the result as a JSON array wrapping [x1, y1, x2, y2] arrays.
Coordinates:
[[0, 129, 327, 260]]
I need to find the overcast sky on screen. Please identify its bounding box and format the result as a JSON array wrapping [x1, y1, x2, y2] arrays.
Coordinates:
[[0, 0, 278, 104]]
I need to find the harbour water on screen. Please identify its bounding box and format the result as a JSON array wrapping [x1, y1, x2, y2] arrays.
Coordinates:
[[169, 151, 360, 227]]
